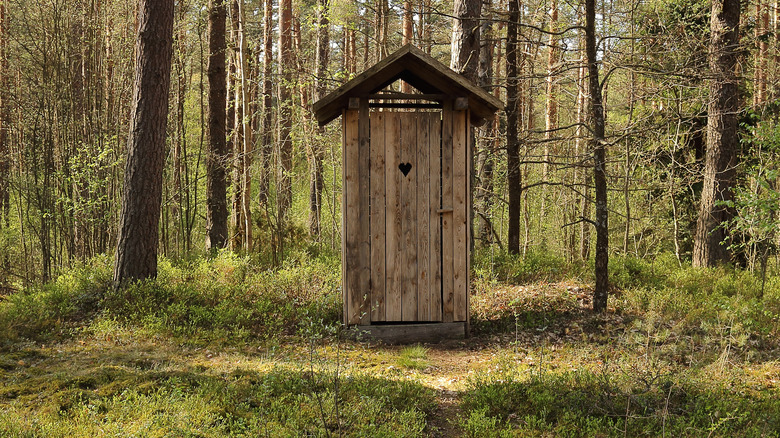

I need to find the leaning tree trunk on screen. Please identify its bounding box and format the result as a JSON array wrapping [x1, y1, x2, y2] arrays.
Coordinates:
[[693, 0, 741, 268], [113, 0, 174, 289], [585, 0, 609, 312], [205, 0, 229, 251]]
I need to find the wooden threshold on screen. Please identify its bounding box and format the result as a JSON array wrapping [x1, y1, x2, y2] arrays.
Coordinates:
[[350, 322, 466, 344]]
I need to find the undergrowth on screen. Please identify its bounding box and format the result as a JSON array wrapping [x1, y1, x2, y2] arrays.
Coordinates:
[[0, 250, 341, 347], [2, 249, 780, 436]]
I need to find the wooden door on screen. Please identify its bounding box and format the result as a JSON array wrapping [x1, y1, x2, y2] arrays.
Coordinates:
[[370, 111, 443, 322]]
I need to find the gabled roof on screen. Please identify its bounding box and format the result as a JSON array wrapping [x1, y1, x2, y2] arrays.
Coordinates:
[[313, 44, 503, 126]]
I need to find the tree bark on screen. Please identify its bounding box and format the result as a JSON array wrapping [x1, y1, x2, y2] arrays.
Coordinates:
[[206, 0, 229, 251], [506, 0, 521, 254], [0, 0, 8, 234], [113, 0, 174, 288], [576, 47, 591, 261], [277, 0, 293, 226], [258, 0, 273, 206], [693, 0, 741, 267], [585, 0, 609, 312], [310, 0, 329, 236], [755, 0, 769, 106], [450, 0, 481, 82]]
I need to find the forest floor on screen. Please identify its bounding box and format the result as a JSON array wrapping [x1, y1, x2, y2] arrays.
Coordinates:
[[2, 280, 780, 436]]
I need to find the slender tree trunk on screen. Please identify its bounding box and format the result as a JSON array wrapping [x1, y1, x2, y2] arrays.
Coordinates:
[[506, 0, 521, 254], [585, 0, 608, 312], [237, 0, 252, 251], [693, 0, 741, 267], [476, 3, 495, 245], [258, 0, 273, 206], [277, 0, 293, 227], [0, 0, 8, 281], [401, 0, 413, 93], [375, 0, 388, 62], [229, 0, 245, 250], [755, 0, 769, 106], [540, 0, 559, 247], [113, 0, 174, 288], [310, 0, 329, 237], [576, 49, 591, 261], [206, 0, 228, 251]]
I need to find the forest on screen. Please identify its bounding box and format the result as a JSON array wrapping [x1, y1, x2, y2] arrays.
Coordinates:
[[1, 0, 780, 435]]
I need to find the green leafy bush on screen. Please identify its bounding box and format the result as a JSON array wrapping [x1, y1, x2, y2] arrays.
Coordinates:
[[0, 251, 341, 346]]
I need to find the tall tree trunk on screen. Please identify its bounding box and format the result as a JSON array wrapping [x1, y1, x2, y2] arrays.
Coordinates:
[[540, 0, 559, 247], [755, 0, 769, 106], [576, 42, 591, 261], [206, 0, 229, 251], [693, 0, 741, 267], [506, 0, 521, 254], [113, 0, 174, 289], [229, 0, 245, 250], [450, 0, 481, 82], [277, 0, 293, 227], [585, 0, 608, 312], [476, 2, 495, 245], [375, 0, 388, 62], [0, 0, 8, 281], [258, 0, 273, 206], [401, 0, 413, 93], [237, 0, 252, 251], [310, 0, 329, 237]]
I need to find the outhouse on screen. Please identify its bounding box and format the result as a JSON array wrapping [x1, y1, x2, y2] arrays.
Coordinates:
[[313, 45, 502, 341]]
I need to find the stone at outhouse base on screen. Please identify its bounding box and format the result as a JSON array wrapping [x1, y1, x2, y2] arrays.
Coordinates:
[[351, 322, 466, 344]]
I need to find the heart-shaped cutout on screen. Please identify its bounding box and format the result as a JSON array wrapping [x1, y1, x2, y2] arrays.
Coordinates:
[[399, 162, 412, 176]]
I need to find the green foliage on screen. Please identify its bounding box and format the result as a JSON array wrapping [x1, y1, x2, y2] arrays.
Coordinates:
[[720, 119, 780, 275], [0, 255, 113, 345], [473, 248, 581, 285], [0, 251, 341, 346], [461, 368, 780, 437], [0, 365, 434, 437]]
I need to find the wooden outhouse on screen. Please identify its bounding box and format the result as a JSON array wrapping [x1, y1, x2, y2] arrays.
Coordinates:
[[313, 45, 502, 341]]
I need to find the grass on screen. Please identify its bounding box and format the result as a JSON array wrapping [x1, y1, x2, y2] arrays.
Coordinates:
[[1, 249, 779, 436], [396, 345, 431, 370]]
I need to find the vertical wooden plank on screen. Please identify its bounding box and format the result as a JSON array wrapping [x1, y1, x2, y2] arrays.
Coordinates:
[[370, 111, 386, 322], [385, 112, 403, 321], [343, 109, 361, 324], [416, 113, 431, 321], [358, 99, 371, 325], [341, 111, 348, 325], [441, 102, 454, 322], [429, 111, 443, 321], [401, 113, 418, 321], [465, 111, 472, 331], [453, 109, 468, 322]]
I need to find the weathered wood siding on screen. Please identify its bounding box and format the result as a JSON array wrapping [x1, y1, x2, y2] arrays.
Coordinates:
[[344, 106, 470, 325]]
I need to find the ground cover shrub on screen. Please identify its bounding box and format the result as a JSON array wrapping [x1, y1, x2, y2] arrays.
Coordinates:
[[0, 255, 113, 345], [473, 248, 581, 285], [461, 368, 780, 437], [0, 365, 434, 437], [0, 250, 341, 347]]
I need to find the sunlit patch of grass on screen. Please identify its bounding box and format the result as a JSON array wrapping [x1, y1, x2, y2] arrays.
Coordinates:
[[460, 361, 780, 437], [396, 345, 430, 370], [0, 338, 435, 437]]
